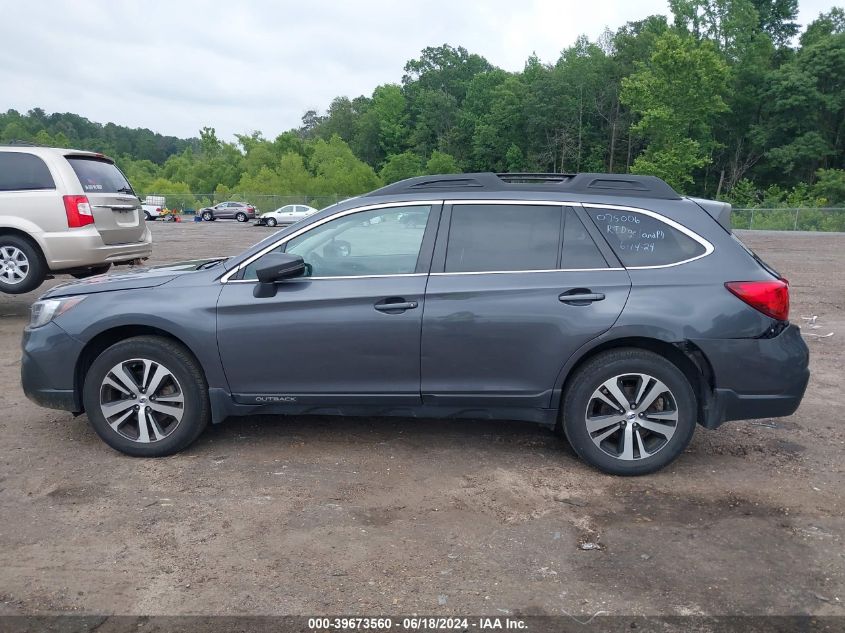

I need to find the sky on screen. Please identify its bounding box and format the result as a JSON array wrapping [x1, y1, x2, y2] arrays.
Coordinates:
[[0, 0, 835, 141]]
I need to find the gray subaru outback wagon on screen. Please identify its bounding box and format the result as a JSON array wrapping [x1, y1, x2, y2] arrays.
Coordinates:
[[21, 173, 810, 475]]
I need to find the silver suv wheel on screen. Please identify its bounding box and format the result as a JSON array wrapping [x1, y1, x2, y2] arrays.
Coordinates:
[[585, 373, 678, 460], [99, 358, 185, 443], [0, 246, 30, 285]]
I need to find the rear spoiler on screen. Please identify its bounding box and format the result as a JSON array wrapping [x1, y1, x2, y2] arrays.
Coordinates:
[[689, 197, 731, 232]]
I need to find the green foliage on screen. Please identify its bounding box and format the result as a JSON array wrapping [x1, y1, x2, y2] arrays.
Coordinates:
[[5, 5, 843, 218], [380, 152, 423, 184]]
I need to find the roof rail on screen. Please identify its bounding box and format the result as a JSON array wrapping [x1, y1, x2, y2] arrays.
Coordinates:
[[365, 172, 681, 200], [1, 139, 43, 147]]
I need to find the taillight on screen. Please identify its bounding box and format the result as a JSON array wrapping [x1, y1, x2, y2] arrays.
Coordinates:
[[725, 279, 789, 321], [247, 206, 254, 211], [63, 195, 94, 228]]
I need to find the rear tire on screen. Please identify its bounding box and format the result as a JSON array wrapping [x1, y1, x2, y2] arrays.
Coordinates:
[[235, 212, 247, 222], [144, 211, 152, 221], [562, 348, 697, 475], [82, 336, 210, 457], [0, 235, 47, 294]]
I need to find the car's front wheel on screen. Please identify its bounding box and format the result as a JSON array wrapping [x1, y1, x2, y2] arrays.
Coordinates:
[[0, 235, 47, 294], [201, 211, 214, 221], [82, 336, 210, 457], [266, 217, 277, 227], [562, 348, 696, 476], [144, 211, 152, 221]]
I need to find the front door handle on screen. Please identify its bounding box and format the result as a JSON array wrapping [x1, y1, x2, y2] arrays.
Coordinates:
[[374, 298, 418, 313], [559, 290, 605, 305]]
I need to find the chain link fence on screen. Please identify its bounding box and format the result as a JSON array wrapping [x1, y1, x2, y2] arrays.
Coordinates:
[[732, 207, 845, 232], [141, 193, 845, 231]]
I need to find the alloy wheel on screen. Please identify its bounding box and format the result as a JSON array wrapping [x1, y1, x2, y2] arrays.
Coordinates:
[[0, 246, 30, 285], [584, 373, 678, 461], [99, 358, 185, 443]]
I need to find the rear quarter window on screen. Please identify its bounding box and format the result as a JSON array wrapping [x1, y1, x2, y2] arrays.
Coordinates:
[[586, 207, 708, 267], [66, 156, 134, 194], [0, 152, 55, 191]]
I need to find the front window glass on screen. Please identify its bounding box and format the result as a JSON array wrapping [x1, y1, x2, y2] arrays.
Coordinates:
[[243, 205, 431, 279]]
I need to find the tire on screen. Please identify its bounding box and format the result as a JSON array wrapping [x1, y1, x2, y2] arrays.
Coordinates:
[[202, 211, 214, 221], [562, 348, 696, 476], [235, 212, 247, 223], [82, 336, 210, 457], [144, 211, 152, 221], [0, 234, 47, 294], [71, 264, 111, 279], [266, 217, 277, 227]]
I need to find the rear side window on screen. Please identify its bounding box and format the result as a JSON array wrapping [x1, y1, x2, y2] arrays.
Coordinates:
[[445, 204, 561, 272], [66, 156, 134, 194], [586, 207, 707, 267], [0, 153, 55, 191], [562, 209, 608, 269]]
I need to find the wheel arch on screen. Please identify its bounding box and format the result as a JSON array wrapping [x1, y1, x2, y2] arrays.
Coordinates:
[[74, 325, 207, 412], [555, 335, 717, 429], [0, 226, 47, 263]]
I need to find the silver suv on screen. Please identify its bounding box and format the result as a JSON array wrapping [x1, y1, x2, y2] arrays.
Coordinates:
[[0, 146, 152, 294]]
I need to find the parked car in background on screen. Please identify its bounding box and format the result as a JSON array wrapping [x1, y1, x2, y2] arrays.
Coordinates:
[[142, 195, 166, 221], [20, 172, 809, 475], [198, 201, 256, 222], [0, 146, 152, 294], [255, 204, 319, 227]]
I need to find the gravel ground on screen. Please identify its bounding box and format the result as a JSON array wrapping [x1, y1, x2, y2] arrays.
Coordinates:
[[0, 221, 842, 617]]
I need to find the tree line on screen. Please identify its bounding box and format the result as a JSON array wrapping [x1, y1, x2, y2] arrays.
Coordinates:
[[2, 1, 843, 213]]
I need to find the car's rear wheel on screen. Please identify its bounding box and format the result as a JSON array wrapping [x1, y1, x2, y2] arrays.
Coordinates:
[[82, 336, 210, 457], [266, 217, 277, 227], [202, 211, 214, 221], [235, 212, 247, 223], [562, 348, 696, 475], [0, 235, 46, 294]]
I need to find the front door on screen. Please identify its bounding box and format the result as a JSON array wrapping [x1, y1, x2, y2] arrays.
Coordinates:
[[217, 203, 440, 404], [421, 203, 631, 409]]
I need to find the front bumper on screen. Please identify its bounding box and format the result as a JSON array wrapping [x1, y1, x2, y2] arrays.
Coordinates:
[[21, 322, 84, 413], [693, 323, 810, 427]]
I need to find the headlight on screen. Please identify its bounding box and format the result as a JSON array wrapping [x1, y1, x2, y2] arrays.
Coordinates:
[[30, 296, 87, 328]]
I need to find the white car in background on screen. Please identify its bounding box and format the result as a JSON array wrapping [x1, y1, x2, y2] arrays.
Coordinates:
[[255, 204, 318, 227], [141, 195, 166, 220]]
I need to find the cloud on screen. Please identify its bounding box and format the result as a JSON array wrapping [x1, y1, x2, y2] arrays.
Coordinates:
[[0, 0, 833, 140]]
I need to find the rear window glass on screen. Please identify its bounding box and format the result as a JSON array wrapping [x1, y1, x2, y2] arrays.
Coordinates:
[[0, 153, 55, 191], [562, 209, 608, 269], [586, 207, 706, 267], [67, 157, 134, 194], [445, 204, 561, 273]]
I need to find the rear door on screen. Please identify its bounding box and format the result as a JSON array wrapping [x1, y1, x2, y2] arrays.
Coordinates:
[[421, 202, 631, 409], [65, 155, 144, 245]]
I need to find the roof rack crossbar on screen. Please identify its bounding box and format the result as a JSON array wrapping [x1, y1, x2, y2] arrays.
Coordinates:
[[364, 172, 681, 200]]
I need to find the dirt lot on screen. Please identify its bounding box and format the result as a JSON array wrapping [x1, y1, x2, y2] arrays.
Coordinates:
[[0, 221, 842, 617]]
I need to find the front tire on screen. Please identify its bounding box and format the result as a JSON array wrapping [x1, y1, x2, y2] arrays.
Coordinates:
[[82, 336, 210, 457], [562, 348, 696, 475], [202, 211, 214, 221], [144, 211, 152, 221], [0, 235, 47, 294], [266, 217, 277, 227]]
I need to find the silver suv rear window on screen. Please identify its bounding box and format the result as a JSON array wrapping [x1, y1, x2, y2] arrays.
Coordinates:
[[66, 156, 134, 194]]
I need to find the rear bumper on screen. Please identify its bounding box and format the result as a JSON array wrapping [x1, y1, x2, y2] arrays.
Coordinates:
[[21, 322, 83, 413], [693, 324, 810, 427], [41, 226, 152, 270]]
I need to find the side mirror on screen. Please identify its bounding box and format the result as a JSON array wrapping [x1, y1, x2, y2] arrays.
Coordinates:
[[253, 253, 305, 298]]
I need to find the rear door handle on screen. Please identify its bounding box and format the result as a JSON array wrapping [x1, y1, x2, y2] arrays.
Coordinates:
[[374, 299, 418, 313], [559, 291, 605, 305]]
